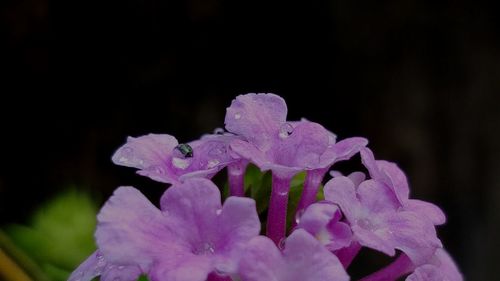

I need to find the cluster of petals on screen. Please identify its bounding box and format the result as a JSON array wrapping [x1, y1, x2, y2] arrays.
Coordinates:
[[70, 93, 462, 281]]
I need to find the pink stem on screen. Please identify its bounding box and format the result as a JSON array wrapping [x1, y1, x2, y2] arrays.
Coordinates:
[[227, 161, 248, 197], [266, 173, 293, 245], [293, 168, 328, 227], [358, 253, 414, 281]]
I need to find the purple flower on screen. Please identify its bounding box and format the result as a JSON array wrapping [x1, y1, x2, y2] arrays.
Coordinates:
[[112, 133, 239, 185], [68, 251, 141, 281], [224, 93, 365, 244], [406, 249, 463, 281], [225, 93, 332, 178], [238, 229, 349, 281], [324, 176, 442, 265], [295, 202, 352, 251], [360, 148, 446, 225], [73, 178, 261, 281]]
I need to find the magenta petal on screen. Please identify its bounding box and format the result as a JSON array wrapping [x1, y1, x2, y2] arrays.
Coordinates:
[[239, 230, 349, 281], [326, 222, 353, 251], [298, 203, 341, 235], [225, 93, 287, 149], [407, 249, 463, 281], [69, 251, 142, 281], [230, 139, 273, 171], [112, 134, 178, 169], [357, 180, 399, 213], [273, 121, 330, 168], [405, 199, 446, 225], [213, 197, 261, 273], [281, 230, 349, 281], [95, 187, 176, 270], [160, 178, 222, 244], [113, 134, 178, 183], [319, 137, 368, 167], [376, 160, 410, 204], [352, 225, 396, 256], [101, 264, 142, 281], [385, 211, 442, 265], [324, 176, 360, 222], [238, 236, 284, 281], [68, 251, 105, 281], [151, 254, 212, 281]]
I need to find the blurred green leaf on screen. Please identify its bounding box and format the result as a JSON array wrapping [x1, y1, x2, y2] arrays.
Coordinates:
[[5, 188, 98, 280]]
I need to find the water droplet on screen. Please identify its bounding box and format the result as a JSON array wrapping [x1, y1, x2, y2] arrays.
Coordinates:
[[295, 209, 305, 225], [118, 147, 134, 163], [213, 128, 225, 134], [208, 144, 226, 157], [174, 143, 193, 158], [171, 157, 191, 169], [152, 165, 166, 174], [215, 208, 222, 215], [278, 238, 287, 250], [96, 253, 105, 267], [206, 159, 220, 169], [234, 113, 241, 120], [357, 218, 375, 231], [279, 123, 294, 139], [195, 243, 215, 255]]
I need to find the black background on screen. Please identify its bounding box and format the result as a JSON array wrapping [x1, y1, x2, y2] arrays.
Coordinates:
[[1, 0, 500, 279]]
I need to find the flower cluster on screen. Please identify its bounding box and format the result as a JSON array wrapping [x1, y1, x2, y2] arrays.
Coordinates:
[[70, 94, 462, 281]]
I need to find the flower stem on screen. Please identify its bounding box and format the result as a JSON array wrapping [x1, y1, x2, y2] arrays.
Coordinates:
[[358, 253, 414, 281], [293, 168, 327, 227], [227, 161, 248, 197], [336, 242, 362, 268], [266, 173, 293, 245]]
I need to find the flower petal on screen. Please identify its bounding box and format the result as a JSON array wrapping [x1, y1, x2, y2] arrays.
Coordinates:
[[225, 93, 287, 149], [324, 176, 360, 222], [151, 254, 212, 281], [298, 203, 341, 235], [113, 134, 179, 183], [319, 137, 368, 167], [95, 187, 177, 270], [213, 196, 261, 273], [356, 180, 399, 213], [273, 121, 330, 168], [238, 236, 284, 281], [385, 211, 442, 265], [69, 251, 142, 281], [405, 199, 446, 225], [281, 229, 349, 281], [160, 178, 222, 246]]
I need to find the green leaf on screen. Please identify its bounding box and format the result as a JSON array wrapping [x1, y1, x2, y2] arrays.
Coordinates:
[[5, 188, 98, 280]]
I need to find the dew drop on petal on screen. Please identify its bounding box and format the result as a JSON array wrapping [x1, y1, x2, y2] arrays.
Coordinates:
[[278, 238, 287, 250], [295, 209, 305, 225], [357, 218, 375, 231], [234, 113, 241, 120], [215, 208, 222, 215], [153, 165, 166, 174], [206, 159, 220, 169], [118, 147, 134, 163], [279, 123, 294, 139], [208, 144, 226, 157], [195, 243, 215, 255], [171, 157, 191, 169], [213, 128, 225, 134]]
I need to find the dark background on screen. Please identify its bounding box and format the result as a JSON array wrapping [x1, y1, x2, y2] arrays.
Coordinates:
[[1, 0, 499, 280]]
